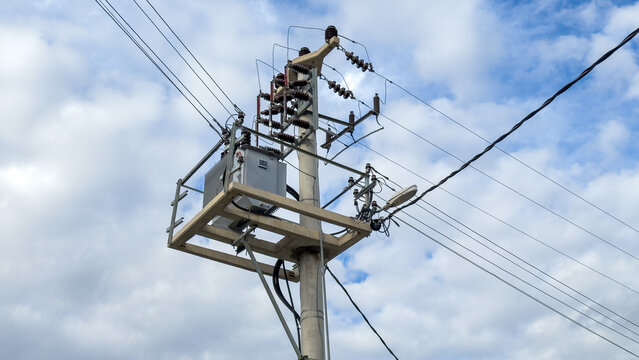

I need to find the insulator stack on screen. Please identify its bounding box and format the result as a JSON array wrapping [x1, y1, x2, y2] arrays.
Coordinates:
[[325, 25, 338, 42], [348, 111, 355, 134], [273, 73, 286, 87], [258, 117, 282, 129], [288, 89, 311, 101], [327, 80, 354, 99], [289, 79, 309, 87], [259, 92, 271, 101], [290, 117, 311, 129], [344, 51, 374, 72], [288, 63, 310, 75], [240, 130, 251, 147], [259, 146, 282, 156], [275, 132, 296, 143]]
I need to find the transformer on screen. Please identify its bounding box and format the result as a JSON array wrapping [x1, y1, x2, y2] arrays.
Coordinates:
[[203, 146, 286, 232]]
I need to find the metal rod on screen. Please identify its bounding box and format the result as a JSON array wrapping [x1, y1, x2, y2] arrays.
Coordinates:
[[167, 179, 183, 245], [241, 234, 302, 358], [181, 184, 204, 194], [322, 172, 366, 209], [320, 110, 373, 149], [182, 139, 224, 183], [318, 113, 349, 127]]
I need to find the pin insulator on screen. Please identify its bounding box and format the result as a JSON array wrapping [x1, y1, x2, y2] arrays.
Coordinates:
[[289, 79, 309, 87], [299, 47, 311, 56], [288, 89, 311, 101], [259, 92, 271, 101], [325, 25, 338, 43], [371, 200, 378, 208], [348, 111, 355, 133], [365, 163, 371, 172], [353, 188, 359, 195], [371, 174, 377, 182], [291, 117, 311, 129], [258, 117, 282, 129], [348, 176, 354, 184], [289, 62, 310, 75], [259, 146, 282, 156], [276, 132, 296, 143]]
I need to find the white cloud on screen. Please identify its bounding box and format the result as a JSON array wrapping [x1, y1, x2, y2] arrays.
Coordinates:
[[2, 1, 639, 359]]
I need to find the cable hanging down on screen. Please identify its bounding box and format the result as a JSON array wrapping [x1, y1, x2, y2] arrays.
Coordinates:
[[386, 25, 639, 220]]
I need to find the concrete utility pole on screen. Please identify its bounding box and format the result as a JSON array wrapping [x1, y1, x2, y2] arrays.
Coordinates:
[[292, 26, 340, 360]]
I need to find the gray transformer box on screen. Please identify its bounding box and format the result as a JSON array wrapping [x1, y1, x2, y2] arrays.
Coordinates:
[[203, 146, 287, 232]]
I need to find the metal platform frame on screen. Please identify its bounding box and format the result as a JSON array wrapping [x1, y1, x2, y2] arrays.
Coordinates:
[[168, 181, 371, 283]]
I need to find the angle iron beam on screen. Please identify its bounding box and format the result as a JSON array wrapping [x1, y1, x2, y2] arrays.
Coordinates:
[[241, 126, 366, 176], [320, 110, 374, 149]]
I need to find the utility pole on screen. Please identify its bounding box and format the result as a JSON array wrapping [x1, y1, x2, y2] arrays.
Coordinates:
[[292, 26, 340, 360]]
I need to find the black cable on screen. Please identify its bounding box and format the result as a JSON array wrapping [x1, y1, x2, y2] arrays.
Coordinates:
[[394, 193, 639, 335], [94, 0, 223, 137], [272, 260, 301, 349], [282, 261, 301, 349], [286, 185, 300, 201], [145, 0, 242, 115], [353, 140, 639, 295], [374, 109, 639, 262], [387, 25, 639, 219], [372, 69, 639, 237], [396, 214, 639, 358], [401, 207, 639, 346], [325, 265, 400, 360]]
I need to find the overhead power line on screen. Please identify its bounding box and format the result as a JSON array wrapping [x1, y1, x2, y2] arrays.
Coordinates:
[[95, 0, 224, 136], [325, 265, 400, 360], [386, 25, 639, 219], [395, 214, 639, 358], [352, 140, 639, 296], [144, 0, 244, 117]]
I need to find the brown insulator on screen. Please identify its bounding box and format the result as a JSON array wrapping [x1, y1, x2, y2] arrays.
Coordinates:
[[350, 55, 359, 65], [286, 106, 296, 114], [345, 51, 354, 61], [291, 117, 310, 129], [348, 111, 355, 134], [327, 80, 337, 89], [338, 87, 346, 97], [273, 77, 285, 87], [289, 90, 311, 101], [276, 132, 296, 143], [298, 47, 311, 56], [325, 25, 338, 42], [289, 79, 309, 87], [289, 63, 310, 75], [365, 163, 372, 172], [259, 92, 271, 101], [342, 90, 352, 99], [361, 63, 369, 72], [258, 117, 282, 129], [357, 59, 365, 68], [259, 146, 282, 156]]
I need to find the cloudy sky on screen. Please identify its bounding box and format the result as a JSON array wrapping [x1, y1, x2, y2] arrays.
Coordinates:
[[2, 0, 639, 359]]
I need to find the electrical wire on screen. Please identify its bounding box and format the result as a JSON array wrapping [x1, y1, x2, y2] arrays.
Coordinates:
[[94, 0, 224, 137], [386, 25, 639, 220], [325, 265, 400, 360], [396, 214, 639, 358], [145, 0, 243, 116], [371, 107, 639, 262], [390, 193, 639, 336], [133, 0, 235, 118], [352, 140, 639, 296], [371, 70, 639, 237]]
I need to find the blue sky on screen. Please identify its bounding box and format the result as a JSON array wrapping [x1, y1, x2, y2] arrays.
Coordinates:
[[1, 1, 639, 359]]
